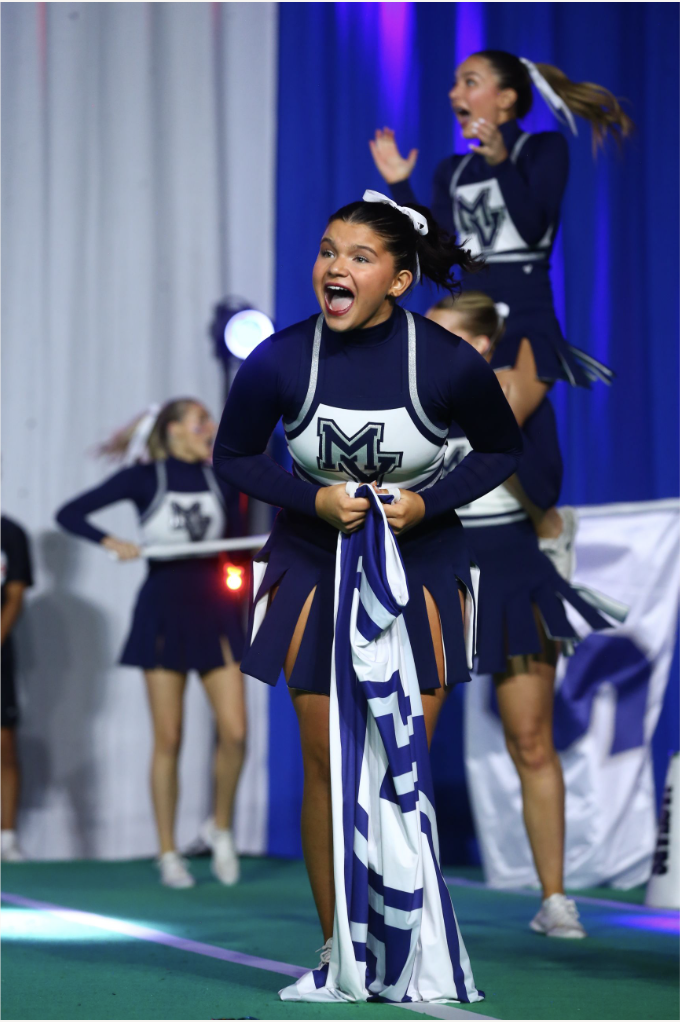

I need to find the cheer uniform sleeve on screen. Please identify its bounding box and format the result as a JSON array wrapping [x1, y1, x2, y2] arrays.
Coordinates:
[[493, 132, 569, 246], [55, 467, 154, 544], [390, 156, 457, 237], [420, 338, 522, 520], [213, 340, 321, 518]]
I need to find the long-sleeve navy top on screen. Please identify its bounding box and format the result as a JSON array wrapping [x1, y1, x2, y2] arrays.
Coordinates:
[[56, 457, 244, 544], [390, 119, 569, 259], [214, 307, 521, 522]]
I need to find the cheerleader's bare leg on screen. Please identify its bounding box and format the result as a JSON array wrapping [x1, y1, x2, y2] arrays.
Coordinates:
[[1, 727, 20, 831], [493, 619, 564, 899], [144, 669, 187, 854], [200, 640, 246, 831], [420, 587, 466, 742], [281, 586, 334, 940]]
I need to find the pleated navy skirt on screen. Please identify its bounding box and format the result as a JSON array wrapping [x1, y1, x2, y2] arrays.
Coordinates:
[[120, 557, 246, 674], [467, 263, 607, 389], [241, 509, 475, 695], [464, 518, 610, 675]]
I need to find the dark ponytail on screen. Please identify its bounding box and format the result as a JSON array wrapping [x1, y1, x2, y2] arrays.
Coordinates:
[[327, 198, 481, 296]]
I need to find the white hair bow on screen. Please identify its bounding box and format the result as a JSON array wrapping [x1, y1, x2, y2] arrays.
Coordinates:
[[362, 189, 428, 284], [519, 58, 577, 137], [362, 190, 429, 236], [494, 302, 510, 320], [124, 403, 161, 465]]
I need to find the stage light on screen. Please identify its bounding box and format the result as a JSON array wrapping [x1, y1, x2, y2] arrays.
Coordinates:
[[223, 309, 274, 361], [224, 564, 244, 591], [2, 908, 128, 943]]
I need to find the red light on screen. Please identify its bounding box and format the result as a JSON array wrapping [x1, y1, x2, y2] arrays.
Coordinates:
[[224, 564, 244, 591]]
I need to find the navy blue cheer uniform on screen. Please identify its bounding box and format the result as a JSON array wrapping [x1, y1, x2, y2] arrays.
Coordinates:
[[1, 516, 33, 728], [447, 397, 609, 673], [391, 120, 609, 388], [214, 306, 521, 695], [56, 458, 245, 673]]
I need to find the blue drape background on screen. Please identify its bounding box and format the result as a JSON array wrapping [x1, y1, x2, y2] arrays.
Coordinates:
[[269, 1, 679, 860]]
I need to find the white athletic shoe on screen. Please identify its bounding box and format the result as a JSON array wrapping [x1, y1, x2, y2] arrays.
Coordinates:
[[539, 506, 578, 581], [316, 938, 333, 967], [1, 831, 26, 862], [211, 828, 240, 886], [157, 851, 195, 889], [530, 894, 587, 939]]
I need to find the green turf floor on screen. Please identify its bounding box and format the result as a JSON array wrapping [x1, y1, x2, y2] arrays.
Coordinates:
[[2, 857, 678, 1021]]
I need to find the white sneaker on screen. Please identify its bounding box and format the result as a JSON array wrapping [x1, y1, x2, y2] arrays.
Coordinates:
[[539, 507, 577, 580], [316, 937, 333, 967], [157, 851, 195, 889], [211, 828, 239, 886], [1, 831, 26, 862], [530, 894, 587, 938]]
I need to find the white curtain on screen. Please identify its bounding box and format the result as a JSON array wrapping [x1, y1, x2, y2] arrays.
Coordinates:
[[1, 2, 277, 859]]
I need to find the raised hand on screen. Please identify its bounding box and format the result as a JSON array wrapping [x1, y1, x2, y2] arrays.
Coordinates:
[[102, 535, 142, 561], [315, 484, 370, 535], [467, 118, 508, 166], [369, 127, 419, 184]]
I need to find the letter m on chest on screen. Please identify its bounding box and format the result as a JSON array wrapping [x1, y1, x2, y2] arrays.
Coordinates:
[[317, 417, 403, 484]]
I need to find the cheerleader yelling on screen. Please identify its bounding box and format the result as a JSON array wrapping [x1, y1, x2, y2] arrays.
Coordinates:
[[371, 50, 632, 571], [56, 399, 246, 888], [429, 292, 621, 938], [213, 192, 521, 966]]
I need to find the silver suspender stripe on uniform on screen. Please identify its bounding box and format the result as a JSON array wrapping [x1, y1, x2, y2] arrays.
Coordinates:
[[139, 460, 168, 523], [404, 310, 448, 440], [284, 315, 323, 434]]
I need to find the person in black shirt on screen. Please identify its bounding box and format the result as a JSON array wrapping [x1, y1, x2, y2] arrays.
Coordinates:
[[1, 515, 33, 862]]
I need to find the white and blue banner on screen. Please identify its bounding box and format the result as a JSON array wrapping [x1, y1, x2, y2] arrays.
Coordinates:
[[281, 485, 481, 1005], [465, 499, 680, 889]]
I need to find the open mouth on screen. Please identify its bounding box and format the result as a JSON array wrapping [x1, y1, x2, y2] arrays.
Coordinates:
[[324, 283, 355, 316], [454, 105, 471, 125]]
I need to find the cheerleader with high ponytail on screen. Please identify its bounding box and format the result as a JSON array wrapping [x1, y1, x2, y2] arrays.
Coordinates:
[[213, 191, 521, 996], [370, 49, 633, 573], [56, 398, 247, 889], [371, 49, 632, 386]]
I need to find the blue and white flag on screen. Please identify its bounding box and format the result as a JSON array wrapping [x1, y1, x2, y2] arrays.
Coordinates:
[[465, 499, 680, 890], [280, 484, 482, 1004]]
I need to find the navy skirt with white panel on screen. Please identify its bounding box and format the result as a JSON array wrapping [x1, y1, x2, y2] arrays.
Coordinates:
[[465, 518, 610, 675], [241, 509, 475, 696], [121, 557, 246, 674]]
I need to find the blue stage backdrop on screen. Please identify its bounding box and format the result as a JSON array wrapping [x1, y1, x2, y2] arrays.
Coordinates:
[[270, 2, 679, 861]]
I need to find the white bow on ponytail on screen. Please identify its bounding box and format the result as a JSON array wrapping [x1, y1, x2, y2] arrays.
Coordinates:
[[123, 404, 161, 466], [520, 58, 578, 136]]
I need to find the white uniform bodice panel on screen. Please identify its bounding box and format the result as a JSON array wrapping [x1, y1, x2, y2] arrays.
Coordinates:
[[450, 134, 553, 264], [445, 436, 525, 523], [139, 464, 226, 546], [284, 311, 448, 492], [287, 402, 446, 490]]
